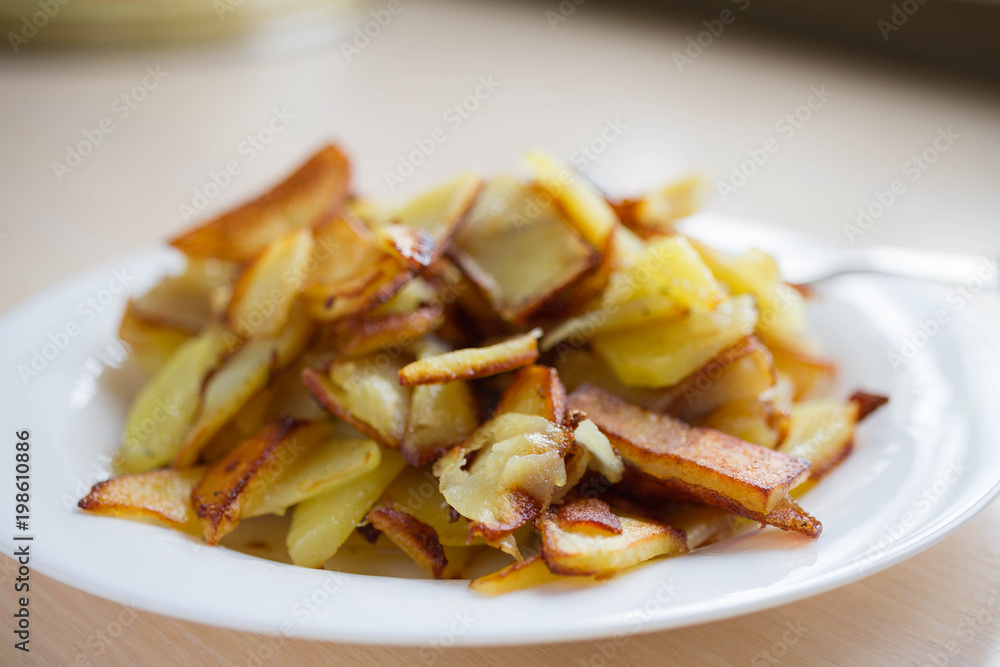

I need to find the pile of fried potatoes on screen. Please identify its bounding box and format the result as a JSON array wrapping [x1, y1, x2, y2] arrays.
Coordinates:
[[79, 144, 888, 593]]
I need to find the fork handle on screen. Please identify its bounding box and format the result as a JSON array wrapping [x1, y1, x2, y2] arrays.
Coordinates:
[[828, 246, 999, 290]]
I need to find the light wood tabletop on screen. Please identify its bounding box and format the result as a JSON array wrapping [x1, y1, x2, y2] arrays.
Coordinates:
[[3, 0, 1000, 665]]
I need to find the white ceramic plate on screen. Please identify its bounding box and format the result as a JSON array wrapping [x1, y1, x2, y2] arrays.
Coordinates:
[[2, 215, 999, 646]]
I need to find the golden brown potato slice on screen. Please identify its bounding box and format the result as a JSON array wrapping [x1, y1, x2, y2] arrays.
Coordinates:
[[117, 327, 231, 473], [451, 176, 600, 324], [225, 227, 313, 339], [850, 390, 890, 422], [370, 172, 483, 268], [128, 258, 238, 333], [613, 468, 821, 538], [470, 554, 571, 595], [323, 305, 443, 359], [540, 297, 688, 353], [398, 329, 540, 386], [191, 417, 309, 545], [556, 496, 622, 536], [617, 235, 725, 311], [568, 385, 810, 515], [171, 145, 350, 262], [401, 338, 480, 466], [612, 176, 702, 239], [434, 413, 573, 545], [172, 306, 313, 468], [494, 365, 567, 425], [553, 346, 672, 411], [539, 509, 687, 577], [366, 502, 449, 579], [522, 151, 617, 251], [590, 294, 758, 388], [302, 353, 412, 448], [660, 336, 776, 422], [78, 468, 206, 535], [303, 215, 412, 321]]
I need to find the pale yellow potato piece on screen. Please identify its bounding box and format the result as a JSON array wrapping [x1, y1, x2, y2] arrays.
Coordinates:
[[117, 327, 230, 473], [540, 513, 687, 577], [226, 227, 313, 339], [779, 398, 859, 479], [398, 329, 540, 386], [523, 151, 617, 250], [703, 397, 782, 449], [591, 294, 758, 388], [615, 176, 702, 238], [470, 554, 571, 595], [287, 450, 407, 568], [573, 419, 624, 483], [246, 438, 382, 518], [173, 306, 313, 467]]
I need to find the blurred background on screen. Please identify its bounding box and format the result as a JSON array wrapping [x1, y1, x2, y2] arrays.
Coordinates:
[[0, 0, 998, 310]]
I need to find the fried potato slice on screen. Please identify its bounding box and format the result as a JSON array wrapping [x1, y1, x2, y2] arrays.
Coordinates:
[[778, 398, 859, 480], [554, 347, 672, 411], [770, 345, 837, 400], [287, 450, 407, 568], [703, 396, 784, 449], [850, 390, 889, 422], [128, 258, 238, 333], [523, 151, 617, 250], [693, 240, 811, 354], [303, 215, 411, 321], [78, 468, 205, 535], [590, 294, 758, 388], [495, 365, 567, 425], [568, 385, 810, 515], [613, 176, 702, 239], [172, 306, 313, 467], [398, 329, 541, 386], [469, 553, 570, 595], [451, 176, 600, 324], [539, 509, 687, 577], [225, 227, 313, 338], [614, 468, 821, 538], [660, 336, 776, 422], [434, 413, 573, 545], [323, 305, 443, 359], [620, 235, 725, 311], [302, 353, 412, 448], [556, 496, 622, 536], [192, 418, 309, 545], [367, 502, 449, 578], [246, 437, 382, 518], [374, 466, 477, 548], [370, 172, 483, 268], [401, 338, 479, 466], [171, 145, 350, 262], [117, 327, 231, 473]]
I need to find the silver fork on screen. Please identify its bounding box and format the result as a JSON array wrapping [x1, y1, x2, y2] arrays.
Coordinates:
[[678, 213, 1000, 289]]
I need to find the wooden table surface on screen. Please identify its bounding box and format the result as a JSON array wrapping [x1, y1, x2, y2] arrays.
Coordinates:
[[3, 0, 1000, 664]]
